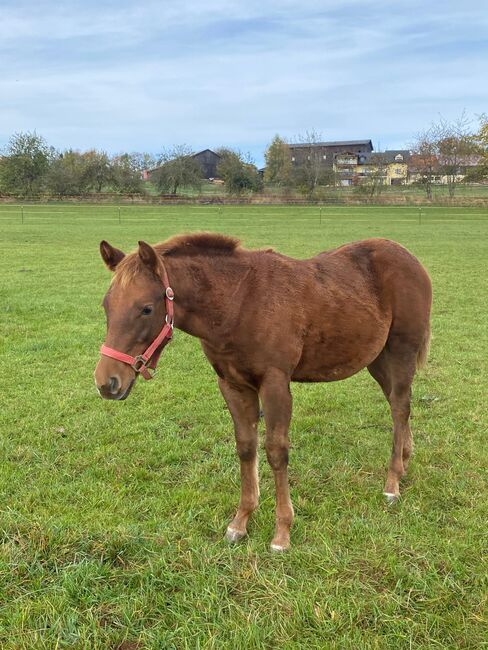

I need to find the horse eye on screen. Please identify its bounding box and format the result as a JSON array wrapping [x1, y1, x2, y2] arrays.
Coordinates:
[[142, 305, 153, 316]]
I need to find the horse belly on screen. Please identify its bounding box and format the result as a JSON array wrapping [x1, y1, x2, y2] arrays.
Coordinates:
[[292, 318, 389, 382]]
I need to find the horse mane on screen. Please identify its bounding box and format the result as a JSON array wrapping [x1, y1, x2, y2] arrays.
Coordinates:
[[113, 232, 241, 287], [157, 232, 241, 257]]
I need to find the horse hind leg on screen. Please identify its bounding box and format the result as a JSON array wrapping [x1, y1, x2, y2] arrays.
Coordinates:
[[368, 350, 392, 403], [368, 346, 415, 503]]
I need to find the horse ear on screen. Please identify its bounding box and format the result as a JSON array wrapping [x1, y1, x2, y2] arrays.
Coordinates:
[[138, 241, 160, 274], [100, 240, 125, 271]]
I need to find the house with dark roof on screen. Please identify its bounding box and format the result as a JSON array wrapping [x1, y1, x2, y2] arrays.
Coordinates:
[[368, 150, 411, 185], [288, 140, 374, 186]]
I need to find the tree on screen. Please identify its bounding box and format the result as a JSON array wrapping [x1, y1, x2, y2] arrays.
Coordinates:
[[151, 145, 202, 195], [472, 114, 488, 182], [46, 149, 91, 196], [82, 150, 113, 193], [264, 135, 291, 186], [412, 114, 476, 198], [354, 152, 388, 198], [111, 153, 146, 194], [0, 131, 54, 197], [289, 130, 333, 198], [216, 149, 263, 195], [436, 113, 475, 197], [411, 127, 439, 199]]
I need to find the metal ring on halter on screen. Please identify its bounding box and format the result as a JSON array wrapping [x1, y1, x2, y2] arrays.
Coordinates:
[[131, 355, 149, 372]]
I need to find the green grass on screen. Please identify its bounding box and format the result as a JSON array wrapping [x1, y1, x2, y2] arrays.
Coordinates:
[[0, 204, 487, 649]]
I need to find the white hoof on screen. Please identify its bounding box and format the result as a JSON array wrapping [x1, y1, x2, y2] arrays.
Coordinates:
[[384, 492, 399, 505], [270, 543, 288, 553], [225, 527, 246, 544]]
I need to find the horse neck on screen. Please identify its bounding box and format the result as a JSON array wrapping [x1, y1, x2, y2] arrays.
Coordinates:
[[163, 253, 249, 340]]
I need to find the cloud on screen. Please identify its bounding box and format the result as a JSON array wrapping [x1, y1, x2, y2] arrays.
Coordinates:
[[1, 0, 487, 163]]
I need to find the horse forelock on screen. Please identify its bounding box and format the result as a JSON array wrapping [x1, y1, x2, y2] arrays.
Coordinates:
[[111, 254, 148, 288]]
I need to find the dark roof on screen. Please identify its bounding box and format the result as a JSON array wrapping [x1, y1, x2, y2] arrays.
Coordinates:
[[144, 148, 221, 174], [192, 148, 221, 158], [289, 140, 373, 149], [372, 149, 411, 163]]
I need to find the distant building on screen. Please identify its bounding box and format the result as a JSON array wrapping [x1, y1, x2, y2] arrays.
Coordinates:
[[368, 150, 411, 185], [192, 149, 221, 179], [288, 140, 374, 186], [143, 149, 221, 181], [407, 152, 482, 185]]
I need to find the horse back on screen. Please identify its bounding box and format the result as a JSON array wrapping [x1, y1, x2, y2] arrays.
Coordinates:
[[291, 238, 432, 381]]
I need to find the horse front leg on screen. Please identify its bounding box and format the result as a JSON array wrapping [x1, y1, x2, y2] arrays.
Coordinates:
[[259, 368, 294, 552], [218, 378, 260, 543]]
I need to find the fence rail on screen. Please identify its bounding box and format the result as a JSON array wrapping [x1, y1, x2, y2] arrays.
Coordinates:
[[1, 191, 488, 208]]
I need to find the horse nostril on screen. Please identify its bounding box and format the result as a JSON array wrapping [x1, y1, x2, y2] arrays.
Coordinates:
[[109, 376, 120, 394]]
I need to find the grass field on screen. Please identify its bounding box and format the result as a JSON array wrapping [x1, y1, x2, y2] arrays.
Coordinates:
[[0, 204, 487, 649]]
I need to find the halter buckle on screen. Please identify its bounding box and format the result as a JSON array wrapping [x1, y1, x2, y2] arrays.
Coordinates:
[[132, 355, 149, 373]]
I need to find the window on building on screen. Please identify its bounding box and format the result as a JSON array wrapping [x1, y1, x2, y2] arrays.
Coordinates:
[[394, 154, 404, 162], [291, 156, 295, 162]]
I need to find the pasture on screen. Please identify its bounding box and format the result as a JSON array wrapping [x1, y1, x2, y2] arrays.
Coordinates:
[[0, 204, 487, 649]]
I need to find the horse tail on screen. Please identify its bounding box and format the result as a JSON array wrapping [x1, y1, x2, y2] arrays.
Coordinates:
[[416, 322, 431, 369]]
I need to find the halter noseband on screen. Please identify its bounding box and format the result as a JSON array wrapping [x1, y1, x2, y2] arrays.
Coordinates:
[[99, 268, 174, 380]]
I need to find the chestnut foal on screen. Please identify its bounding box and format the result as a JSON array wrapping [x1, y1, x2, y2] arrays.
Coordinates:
[[94, 234, 432, 551]]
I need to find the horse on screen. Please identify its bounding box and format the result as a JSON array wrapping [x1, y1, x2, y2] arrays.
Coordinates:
[[94, 233, 432, 551]]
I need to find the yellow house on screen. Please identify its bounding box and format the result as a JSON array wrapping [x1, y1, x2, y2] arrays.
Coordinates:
[[362, 150, 410, 185], [385, 151, 410, 185]]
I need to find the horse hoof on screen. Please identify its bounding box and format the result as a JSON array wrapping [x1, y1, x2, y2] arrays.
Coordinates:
[[384, 492, 399, 505], [225, 527, 246, 544], [270, 542, 289, 553]]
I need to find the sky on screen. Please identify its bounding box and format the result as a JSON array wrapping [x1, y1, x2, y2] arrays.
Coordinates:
[[1, 0, 487, 166]]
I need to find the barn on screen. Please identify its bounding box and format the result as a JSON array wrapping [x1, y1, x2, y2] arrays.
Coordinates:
[[143, 149, 221, 181]]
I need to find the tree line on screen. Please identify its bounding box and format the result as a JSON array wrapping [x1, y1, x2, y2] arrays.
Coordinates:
[[0, 132, 157, 198], [1, 113, 487, 199], [0, 134, 263, 198]]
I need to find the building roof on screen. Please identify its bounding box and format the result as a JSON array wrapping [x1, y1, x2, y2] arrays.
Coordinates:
[[372, 149, 411, 163], [144, 148, 220, 174], [192, 148, 221, 158], [289, 140, 373, 149]]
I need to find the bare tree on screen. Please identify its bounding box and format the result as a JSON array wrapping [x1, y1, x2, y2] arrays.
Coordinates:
[[290, 130, 333, 198], [436, 112, 475, 197], [355, 152, 389, 198], [411, 127, 439, 199], [412, 113, 476, 199]]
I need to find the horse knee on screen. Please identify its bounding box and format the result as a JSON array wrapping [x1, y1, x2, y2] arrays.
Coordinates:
[[265, 441, 289, 470], [236, 439, 257, 462]]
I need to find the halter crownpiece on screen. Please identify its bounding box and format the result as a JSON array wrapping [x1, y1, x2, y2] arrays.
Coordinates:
[[100, 267, 174, 380]]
